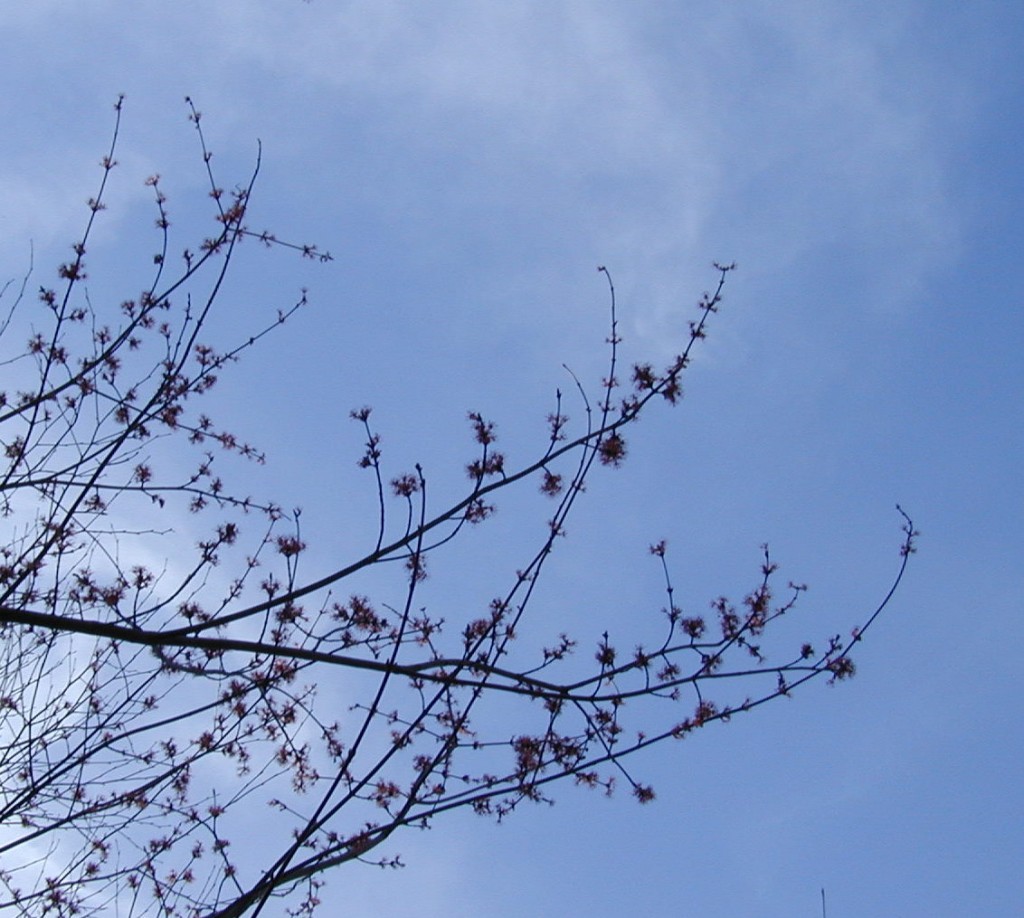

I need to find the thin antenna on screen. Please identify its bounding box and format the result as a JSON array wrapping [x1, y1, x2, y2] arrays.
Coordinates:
[[821, 887, 827, 918]]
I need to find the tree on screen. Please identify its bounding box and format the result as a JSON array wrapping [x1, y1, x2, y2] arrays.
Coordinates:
[[0, 99, 915, 918]]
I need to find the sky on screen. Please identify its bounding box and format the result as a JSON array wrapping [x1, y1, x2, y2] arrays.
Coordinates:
[[1, 2, 1022, 916]]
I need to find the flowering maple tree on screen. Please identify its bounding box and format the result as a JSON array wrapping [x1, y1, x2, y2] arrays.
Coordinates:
[[0, 99, 915, 918]]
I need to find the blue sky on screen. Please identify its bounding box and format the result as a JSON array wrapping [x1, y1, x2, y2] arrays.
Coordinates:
[[2, 2, 1022, 916]]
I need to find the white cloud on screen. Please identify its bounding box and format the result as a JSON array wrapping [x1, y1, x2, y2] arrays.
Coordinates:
[[1, 2, 964, 347]]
